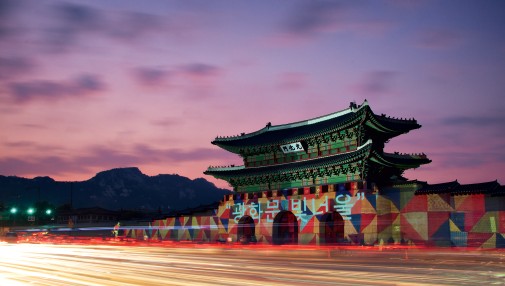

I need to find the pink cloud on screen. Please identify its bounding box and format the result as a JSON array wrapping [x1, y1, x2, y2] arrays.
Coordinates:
[[44, 3, 168, 53], [7, 74, 106, 103], [133, 67, 171, 86], [284, 1, 344, 37], [268, 1, 394, 46], [0, 57, 36, 80], [178, 63, 221, 78]]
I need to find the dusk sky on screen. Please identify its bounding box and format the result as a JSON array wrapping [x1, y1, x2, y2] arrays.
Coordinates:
[[1, 0, 504, 189]]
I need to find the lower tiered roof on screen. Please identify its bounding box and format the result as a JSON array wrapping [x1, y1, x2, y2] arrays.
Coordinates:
[[205, 140, 431, 189]]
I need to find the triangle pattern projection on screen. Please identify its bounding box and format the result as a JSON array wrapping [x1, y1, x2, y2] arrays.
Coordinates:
[[465, 211, 486, 232], [402, 194, 427, 213], [428, 212, 450, 238], [427, 194, 453, 212], [360, 213, 377, 232], [300, 216, 314, 234], [361, 216, 377, 235], [362, 194, 376, 213], [387, 192, 402, 214], [496, 233, 505, 248], [367, 193, 377, 210], [470, 212, 495, 233], [220, 218, 229, 232], [500, 211, 505, 233], [402, 212, 428, 241], [467, 232, 493, 247], [481, 233, 497, 249], [450, 212, 465, 232], [350, 214, 361, 234], [449, 219, 461, 232], [431, 219, 450, 242], [399, 190, 416, 211], [457, 194, 485, 212]]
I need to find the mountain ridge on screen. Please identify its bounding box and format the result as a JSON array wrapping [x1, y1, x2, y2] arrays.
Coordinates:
[[0, 167, 232, 212]]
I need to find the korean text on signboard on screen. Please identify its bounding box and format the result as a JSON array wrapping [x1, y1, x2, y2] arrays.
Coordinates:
[[280, 142, 304, 154]]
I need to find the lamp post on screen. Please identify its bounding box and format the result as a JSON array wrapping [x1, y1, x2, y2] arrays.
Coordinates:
[[45, 209, 54, 223], [26, 207, 37, 225], [10, 207, 17, 226]]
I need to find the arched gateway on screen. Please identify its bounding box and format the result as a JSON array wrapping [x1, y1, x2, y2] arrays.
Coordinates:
[[272, 211, 298, 245], [237, 215, 255, 243], [319, 211, 344, 244]]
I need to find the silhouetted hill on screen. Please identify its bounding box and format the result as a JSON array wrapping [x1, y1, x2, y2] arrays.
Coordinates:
[[0, 167, 232, 212]]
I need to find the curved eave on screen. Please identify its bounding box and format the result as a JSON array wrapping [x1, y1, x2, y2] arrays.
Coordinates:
[[366, 112, 421, 138], [204, 141, 372, 179], [370, 151, 431, 170], [211, 101, 370, 154]]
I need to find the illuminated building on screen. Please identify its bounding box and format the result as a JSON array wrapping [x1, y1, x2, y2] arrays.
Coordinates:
[[130, 101, 505, 247]]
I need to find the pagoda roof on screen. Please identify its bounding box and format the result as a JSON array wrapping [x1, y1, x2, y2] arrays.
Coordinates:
[[205, 140, 372, 179], [212, 100, 421, 154], [415, 181, 459, 195], [415, 180, 504, 196], [205, 140, 430, 180], [373, 151, 431, 168]]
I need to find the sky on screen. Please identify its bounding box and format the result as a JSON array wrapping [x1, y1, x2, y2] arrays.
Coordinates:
[[1, 0, 505, 190]]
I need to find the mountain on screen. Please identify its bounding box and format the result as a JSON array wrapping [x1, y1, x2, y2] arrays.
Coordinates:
[[0, 167, 232, 212]]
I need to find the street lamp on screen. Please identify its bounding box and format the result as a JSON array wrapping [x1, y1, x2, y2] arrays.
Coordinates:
[[10, 207, 18, 226]]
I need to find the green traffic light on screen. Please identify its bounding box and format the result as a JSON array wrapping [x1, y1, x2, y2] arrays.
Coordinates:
[[45, 209, 52, 215], [10, 207, 17, 214], [27, 208, 35, 215]]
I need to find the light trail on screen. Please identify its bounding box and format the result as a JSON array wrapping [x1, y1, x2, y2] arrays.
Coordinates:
[[0, 243, 504, 285]]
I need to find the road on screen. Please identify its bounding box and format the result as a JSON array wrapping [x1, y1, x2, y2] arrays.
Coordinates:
[[0, 242, 504, 285]]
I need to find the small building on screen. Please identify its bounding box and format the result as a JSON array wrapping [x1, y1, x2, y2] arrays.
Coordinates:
[[133, 101, 504, 247]]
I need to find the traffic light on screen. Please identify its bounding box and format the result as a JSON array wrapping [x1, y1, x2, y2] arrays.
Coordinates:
[[45, 209, 52, 215], [10, 207, 17, 214], [27, 208, 35, 215]]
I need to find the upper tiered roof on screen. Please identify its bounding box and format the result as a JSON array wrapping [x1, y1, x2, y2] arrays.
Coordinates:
[[212, 100, 421, 154]]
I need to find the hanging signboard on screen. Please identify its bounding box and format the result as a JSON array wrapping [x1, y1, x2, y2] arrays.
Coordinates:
[[280, 142, 305, 154]]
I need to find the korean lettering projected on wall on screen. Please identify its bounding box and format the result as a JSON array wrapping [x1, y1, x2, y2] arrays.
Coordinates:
[[231, 202, 261, 223], [264, 200, 280, 223], [228, 192, 364, 223], [334, 192, 365, 220]]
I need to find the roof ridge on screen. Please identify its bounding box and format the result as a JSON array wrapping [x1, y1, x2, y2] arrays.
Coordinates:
[[214, 100, 368, 141], [383, 151, 428, 159]]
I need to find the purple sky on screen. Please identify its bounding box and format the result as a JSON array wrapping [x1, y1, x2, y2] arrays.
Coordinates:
[[1, 0, 504, 189]]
